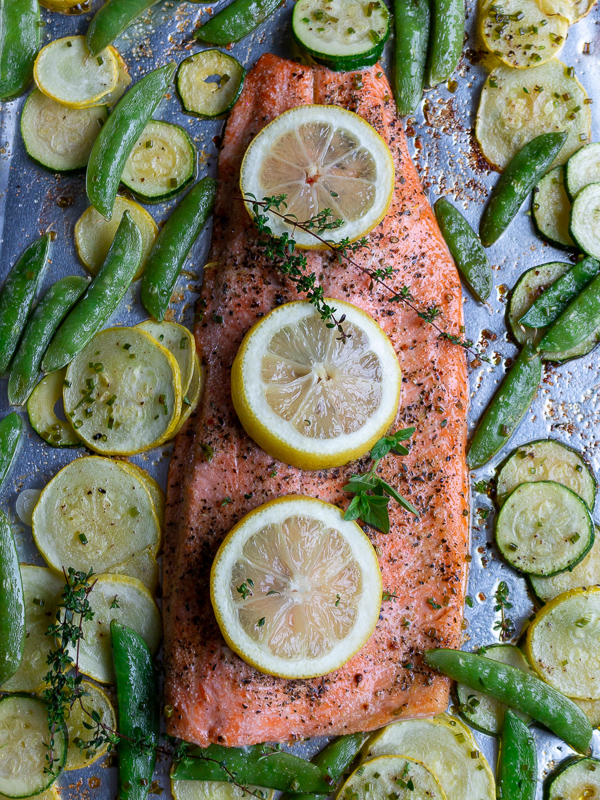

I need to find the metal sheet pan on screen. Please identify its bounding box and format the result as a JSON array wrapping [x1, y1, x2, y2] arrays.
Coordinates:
[[1, 0, 599, 797]]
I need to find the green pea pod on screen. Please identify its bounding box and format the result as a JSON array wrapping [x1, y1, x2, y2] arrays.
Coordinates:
[[434, 197, 492, 303], [480, 132, 568, 247], [8, 276, 89, 406], [171, 743, 333, 793], [498, 709, 537, 800], [538, 271, 600, 354], [42, 213, 142, 373], [424, 648, 592, 753], [0, 234, 51, 375], [467, 343, 542, 470], [0, 510, 25, 685], [111, 621, 159, 800], [426, 0, 464, 87], [195, 0, 281, 45], [280, 733, 368, 800], [393, 0, 430, 116], [520, 256, 600, 329], [0, 413, 22, 492], [0, 0, 40, 101], [87, 62, 176, 219], [141, 177, 217, 321], [87, 0, 160, 56]]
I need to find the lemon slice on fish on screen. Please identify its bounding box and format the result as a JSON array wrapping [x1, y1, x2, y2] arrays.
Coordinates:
[[240, 104, 395, 249], [231, 299, 401, 470], [210, 496, 382, 679]]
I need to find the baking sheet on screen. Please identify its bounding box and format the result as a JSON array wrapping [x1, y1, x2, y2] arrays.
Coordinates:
[[1, 0, 599, 796]]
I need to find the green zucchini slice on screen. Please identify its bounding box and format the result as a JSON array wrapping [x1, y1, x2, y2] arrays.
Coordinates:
[[292, 0, 390, 71], [27, 369, 81, 447], [496, 439, 596, 508], [547, 757, 600, 799], [457, 644, 535, 735], [476, 60, 592, 172], [496, 481, 594, 576], [570, 182, 600, 260], [121, 120, 197, 203], [0, 695, 67, 797], [21, 89, 107, 173], [532, 167, 574, 249], [565, 142, 600, 199], [531, 525, 600, 602], [177, 50, 245, 119]]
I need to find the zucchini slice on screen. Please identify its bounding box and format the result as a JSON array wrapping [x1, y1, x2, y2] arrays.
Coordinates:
[[539, 0, 596, 23], [574, 699, 600, 728], [172, 353, 203, 437], [457, 644, 535, 735], [177, 50, 245, 119], [340, 756, 445, 800], [495, 480, 594, 576], [531, 526, 600, 602], [479, 0, 568, 70], [21, 89, 107, 173], [496, 439, 596, 508], [32, 456, 161, 574], [65, 681, 116, 770], [565, 142, 600, 199], [63, 327, 182, 455], [476, 60, 592, 171], [33, 36, 118, 109], [570, 183, 600, 260], [108, 546, 160, 594], [526, 587, 600, 699], [532, 167, 574, 248], [74, 197, 158, 281], [507, 262, 600, 361], [362, 714, 496, 800], [68, 573, 161, 684], [292, 0, 390, 71], [116, 461, 165, 533], [121, 120, 197, 203], [137, 319, 196, 397], [0, 695, 67, 798], [27, 369, 81, 447], [0, 566, 62, 693], [172, 781, 274, 800], [97, 48, 131, 107], [547, 757, 600, 799]]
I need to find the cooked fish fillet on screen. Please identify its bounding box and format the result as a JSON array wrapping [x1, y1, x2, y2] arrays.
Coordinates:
[[164, 53, 469, 747]]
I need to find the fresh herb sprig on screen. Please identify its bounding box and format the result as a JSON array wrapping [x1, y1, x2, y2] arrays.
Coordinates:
[[344, 428, 419, 533], [493, 580, 516, 641]]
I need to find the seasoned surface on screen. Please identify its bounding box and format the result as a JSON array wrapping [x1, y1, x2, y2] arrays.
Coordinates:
[[164, 53, 469, 747]]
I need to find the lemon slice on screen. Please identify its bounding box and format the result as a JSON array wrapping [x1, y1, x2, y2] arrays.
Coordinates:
[[240, 105, 395, 248], [210, 495, 382, 679], [232, 299, 401, 470]]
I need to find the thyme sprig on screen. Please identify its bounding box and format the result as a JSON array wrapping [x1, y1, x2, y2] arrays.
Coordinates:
[[344, 428, 418, 533], [244, 195, 488, 361], [493, 580, 516, 641]]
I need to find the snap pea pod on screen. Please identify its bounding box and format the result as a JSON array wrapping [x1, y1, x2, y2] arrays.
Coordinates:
[[42, 213, 142, 373], [434, 197, 492, 303], [425, 649, 592, 753], [195, 0, 281, 45], [480, 132, 568, 247], [141, 177, 217, 321], [498, 710, 537, 800], [280, 733, 368, 800], [87, 62, 176, 219], [87, 0, 160, 56], [0, 413, 22, 492], [0, 0, 40, 101], [0, 234, 51, 375], [520, 256, 600, 329], [426, 0, 465, 87], [0, 510, 25, 686], [393, 0, 430, 116], [8, 276, 89, 406], [171, 743, 333, 793], [111, 621, 159, 800], [538, 271, 600, 354], [467, 343, 542, 469]]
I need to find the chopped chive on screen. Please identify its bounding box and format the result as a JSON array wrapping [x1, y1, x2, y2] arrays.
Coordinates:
[[79, 533, 88, 545], [129, 507, 140, 518]]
